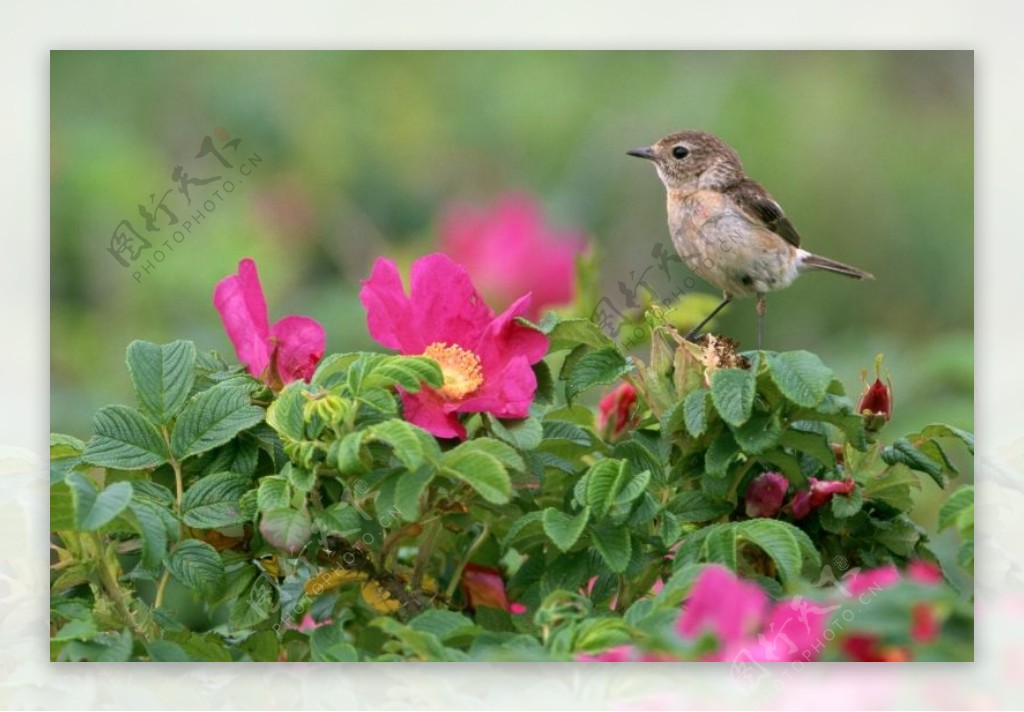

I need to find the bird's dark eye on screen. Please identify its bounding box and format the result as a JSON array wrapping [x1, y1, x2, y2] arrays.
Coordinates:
[[672, 146, 690, 159]]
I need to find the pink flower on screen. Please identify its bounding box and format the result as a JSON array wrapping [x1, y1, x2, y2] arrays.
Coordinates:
[[744, 472, 789, 518], [577, 645, 638, 662], [844, 563, 901, 597], [677, 565, 827, 662], [359, 253, 548, 439], [791, 477, 856, 519], [213, 258, 325, 388], [439, 194, 586, 321], [596, 382, 639, 441]]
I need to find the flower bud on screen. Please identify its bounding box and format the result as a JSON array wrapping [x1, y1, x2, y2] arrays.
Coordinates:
[[790, 477, 856, 520], [858, 355, 892, 433], [461, 563, 513, 612], [744, 472, 789, 518], [597, 382, 639, 441]]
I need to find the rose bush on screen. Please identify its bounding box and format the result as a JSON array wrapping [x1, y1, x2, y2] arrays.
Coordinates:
[[49, 253, 974, 662]]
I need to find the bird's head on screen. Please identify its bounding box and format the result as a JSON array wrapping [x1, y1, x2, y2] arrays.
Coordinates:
[[627, 130, 743, 192]]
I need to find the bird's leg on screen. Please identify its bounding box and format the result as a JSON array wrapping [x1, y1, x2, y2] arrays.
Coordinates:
[[756, 293, 767, 350], [684, 293, 732, 341]]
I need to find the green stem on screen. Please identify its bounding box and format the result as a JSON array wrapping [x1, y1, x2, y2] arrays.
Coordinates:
[[412, 517, 443, 590], [156, 426, 186, 610], [444, 523, 490, 601], [91, 532, 146, 638]]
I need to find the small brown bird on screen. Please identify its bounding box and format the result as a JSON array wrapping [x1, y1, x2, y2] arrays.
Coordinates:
[[628, 130, 873, 348]]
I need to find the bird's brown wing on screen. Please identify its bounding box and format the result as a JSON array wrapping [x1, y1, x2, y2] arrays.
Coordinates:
[[724, 179, 802, 248]]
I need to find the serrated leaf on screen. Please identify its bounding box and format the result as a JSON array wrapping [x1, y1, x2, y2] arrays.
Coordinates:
[[542, 507, 590, 552], [614, 469, 651, 507], [731, 410, 783, 454], [256, 475, 291, 512], [705, 431, 739, 478], [457, 438, 527, 472], [366, 419, 425, 471], [918, 423, 974, 455], [363, 355, 444, 393], [126, 340, 197, 424], [65, 474, 133, 531], [683, 387, 710, 437], [81, 405, 169, 470], [229, 576, 275, 630], [590, 525, 631, 573], [864, 466, 919, 511], [585, 459, 628, 518], [285, 462, 316, 492], [780, 428, 836, 468], [126, 499, 168, 570], [441, 450, 511, 504], [265, 382, 307, 441], [736, 519, 808, 585], [394, 466, 434, 521], [310, 623, 359, 661], [830, 487, 863, 518], [669, 490, 733, 523], [181, 472, 251, 529], [171, 383, 264, 461], [938, 485, 974, 531], [166, 540, 225, 598], [409, 609, 478, 642], [541, 419, 593, 446], [544, 316, 617, 352], [882, 438, 945, 487], [767, 351, 833, 407], [489, 416, 543, 451], [259, 508, 312, 555], [710, 367, 756, 426], [565, 348, 632, 402]]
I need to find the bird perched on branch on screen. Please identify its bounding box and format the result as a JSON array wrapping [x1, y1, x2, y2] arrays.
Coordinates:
[[627, 130, 873, 348]]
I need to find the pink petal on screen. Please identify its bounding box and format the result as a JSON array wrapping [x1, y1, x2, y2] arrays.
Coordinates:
[[844, 564, 901, 597], [400, 389, 466, 440], [677, 565, 767, 646], [409, 253, 494, 350], [759, 597, 829, 661], [359, 258, 425, 353], [456, 354, 537, 419], [576, 645, 636, 663], [461, 563, 512, 611], [213, 258, 272, 378], [908, 559, 943, 585], [271, 315, 325, 384]]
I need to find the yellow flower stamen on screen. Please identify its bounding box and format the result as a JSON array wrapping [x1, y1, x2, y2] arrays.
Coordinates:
[[423, 342, 484, 401]]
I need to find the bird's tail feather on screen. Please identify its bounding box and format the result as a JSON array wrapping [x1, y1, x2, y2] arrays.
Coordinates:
[[797, 250, 874, 280]]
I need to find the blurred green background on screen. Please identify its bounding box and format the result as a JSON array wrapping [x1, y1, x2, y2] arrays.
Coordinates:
[[51, 51, 973, 458]]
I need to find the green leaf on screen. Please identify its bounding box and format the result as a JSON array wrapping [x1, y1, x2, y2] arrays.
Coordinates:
[[565, 347, 633, 402], [180, 472, 251, 529], [265, 382, 307, 441], [830, 487, 863, 518], [544, 316, 617, 352], [735, 519, 811, 585], [166, 540, 225, 598], [874, 514, 923, 556], [310, 623, 359, 661], [864, 466, 919, 511], [229, 576, 275, 630], [710, 367, 756, 426], [590, 525, 631, 573], [256, 475, 292, 512], [705, 431, 740, 478], [65, 474, 133, 531], [365, 419, 425, 471], [171, 383, 264, 461], [285, 462, 316, 492], [125, 340, 197, 424], [126, 499, 169, 570], [938, 485, 974, 531], [542, 507, 590, 552], [767, 351, 833, 407], [683, 387, 710, 437], [311, 352, 361, 387], [669, 491, 733, 523], [458, 438, 527, 472], [363, 355, 444, 393], [918, 423, 974, 455], [81, 405, 169, 470], [259, 508, 313, 555], [881, 438, 945, 487], [409, 609, 479, 642], [731, 410, 783, 454], [489, 416, 543, 451], [394, 466, 435, 521], [780, 428, 836, 468], [541, 419, 593, 446], [585, 459, 628, 518], [441, 450, 511, 504]]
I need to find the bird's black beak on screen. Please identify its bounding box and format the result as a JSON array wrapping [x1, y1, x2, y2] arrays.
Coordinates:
[[626, 146, 656, 161]]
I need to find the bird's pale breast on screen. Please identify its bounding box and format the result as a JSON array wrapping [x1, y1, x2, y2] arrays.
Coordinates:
[[667, 189, 799, 297]]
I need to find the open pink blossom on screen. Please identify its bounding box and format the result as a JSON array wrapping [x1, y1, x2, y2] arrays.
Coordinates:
[[678, 565, 828, 662], [213, 258, 325, 388], [359, 253, 548, 439], [439, 194, 586, 321]]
